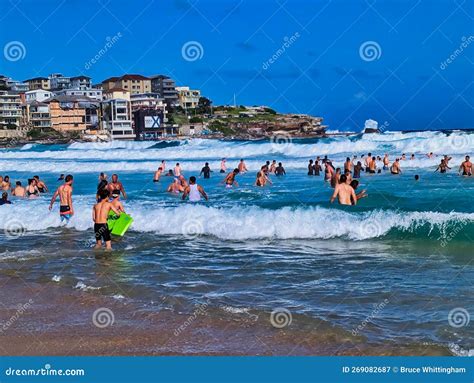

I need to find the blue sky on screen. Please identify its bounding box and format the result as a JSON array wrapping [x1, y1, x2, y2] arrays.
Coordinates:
[[0, 0, 473, 131]]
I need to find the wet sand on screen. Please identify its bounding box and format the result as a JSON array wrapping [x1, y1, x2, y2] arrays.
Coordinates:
[[0, 276, 449, 356]]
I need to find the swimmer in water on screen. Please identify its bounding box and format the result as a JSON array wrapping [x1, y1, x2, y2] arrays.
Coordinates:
[[33, 176, 48, 193], [435, 159, 451, 173], [238, 159, 248, 174], [182, 176, 208, 202], [383, 154, 390, 170], [174, 163, 182, 177], [255, 166, 273, 187], [223, 168, 239, 188], [178, 175, 188, 189], [353, 162, 362, 179], [344, 157, 352, 174], [153, 167, 163, 182], [1, 176, 11, 191], [269, 160, 277, 173], [12, 181, 26, 198], [459, 155, 472, 176], [200, 162, 212, 179], [324, 161, 334, 182], [391, 159, 402, 175], [0, 192, 11, 205], [330, 174, 357, 206], [330, 168, 341, 188], [275, 162, 286, 176], [365, 153, 372, 172], [220, 158, 227, 173], [26, 178, 40, 199], [368, 157, 377, 174], [49, 174, 74, 222], [313, 159, 322, 176], [308, 160, 314, 176], [167, 178, 184, 194]]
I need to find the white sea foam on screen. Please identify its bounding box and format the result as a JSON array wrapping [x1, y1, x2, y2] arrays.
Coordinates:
[[0, 200, 472, 241], [74, 281, 101, 291], [1, 131, 471, 166]]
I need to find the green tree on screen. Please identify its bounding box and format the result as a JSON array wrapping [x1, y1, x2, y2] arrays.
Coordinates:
[[197, 96, 212, 115]]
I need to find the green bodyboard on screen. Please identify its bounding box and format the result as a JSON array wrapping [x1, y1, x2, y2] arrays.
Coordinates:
[[107, 211, 133, 237]]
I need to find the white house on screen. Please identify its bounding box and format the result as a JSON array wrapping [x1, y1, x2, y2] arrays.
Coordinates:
[[25, 89, 53, 103]]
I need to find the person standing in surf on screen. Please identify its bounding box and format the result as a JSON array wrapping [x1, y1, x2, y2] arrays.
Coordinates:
[[324, 161, 334, 182], [275, 162, 286, 176], [33, 176, 48, 193], [391, 159, 402, 175], [49, 174, 74, 222], [182, 176, 208, 202], [435, 159, 451, 173], [174, 163, 182, 177], [307, 160, 314, 176], [269, 160, 277, 173], [330, 174, 357, 206], [313, 159, 322, 176], [93, 188, 120, 250], [12, 181, 26, 198], [153, 167, 163, 182], [383, 154, 390, 170], [330, 168, 341, 188], [107, 174, 127, 199], [238, 159, 248, 174], [353, 161, 363, 179], [200, 162, 212, 179], [459, 155, 472, 176], [344, 157, 352, 174], [220, 158, 227, 173], [223, 168, 239, 188]]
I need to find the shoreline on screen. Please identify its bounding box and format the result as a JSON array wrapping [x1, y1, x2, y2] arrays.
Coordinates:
[[0, 276, 451, 356]]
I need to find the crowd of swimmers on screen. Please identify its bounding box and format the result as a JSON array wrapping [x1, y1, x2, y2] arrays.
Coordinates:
[[0, 152, 471, 248]]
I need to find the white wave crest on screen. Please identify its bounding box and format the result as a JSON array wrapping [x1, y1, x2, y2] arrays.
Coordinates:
[[0, 200, 472, 241]]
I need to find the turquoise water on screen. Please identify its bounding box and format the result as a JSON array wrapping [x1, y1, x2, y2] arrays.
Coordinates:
[[0, 130, 473, 354]]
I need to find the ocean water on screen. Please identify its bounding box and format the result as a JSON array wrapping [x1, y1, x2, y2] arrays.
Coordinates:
[[0, 130, 473, 354]]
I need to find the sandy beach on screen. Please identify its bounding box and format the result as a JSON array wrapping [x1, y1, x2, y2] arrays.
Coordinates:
[[0, 276, 450, 356]]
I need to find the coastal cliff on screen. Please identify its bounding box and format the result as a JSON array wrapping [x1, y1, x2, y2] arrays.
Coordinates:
[[174, 106, 327, 139]]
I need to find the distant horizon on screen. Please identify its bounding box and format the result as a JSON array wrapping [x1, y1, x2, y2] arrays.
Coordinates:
[[1, 0, 473, 131]]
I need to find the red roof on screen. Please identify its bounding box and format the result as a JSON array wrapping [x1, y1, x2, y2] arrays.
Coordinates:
[[102, 76, 119, 83], [121, 74, 150, 80]]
